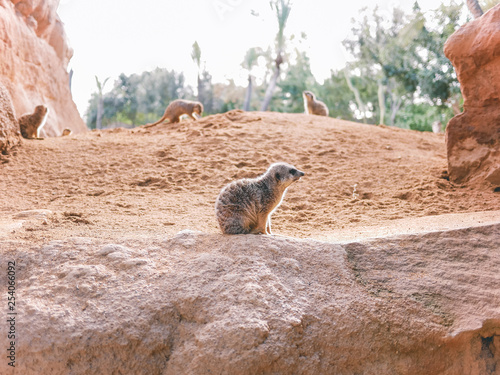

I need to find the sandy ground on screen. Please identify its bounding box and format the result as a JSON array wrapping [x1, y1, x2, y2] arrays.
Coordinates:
[[1, 110, 499, 245]]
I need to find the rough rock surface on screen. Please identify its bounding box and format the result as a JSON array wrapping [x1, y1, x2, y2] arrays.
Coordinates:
[[0, 0, 86, 137], [444, 4, 500, 187], [0, 224, 498, 374], [0, 81, 20, 154]]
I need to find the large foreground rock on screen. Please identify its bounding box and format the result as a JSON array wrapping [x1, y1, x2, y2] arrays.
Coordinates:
[[0, 224, 499, 374], [444, 4, 500, 187], [0, 0, 86, 136]]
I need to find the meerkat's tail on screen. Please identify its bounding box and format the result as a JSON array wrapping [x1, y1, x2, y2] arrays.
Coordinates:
[[143, 115, 171, 128]]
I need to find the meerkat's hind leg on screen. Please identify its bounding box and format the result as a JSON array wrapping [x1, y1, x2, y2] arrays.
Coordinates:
[[222, 218, 249, 234]]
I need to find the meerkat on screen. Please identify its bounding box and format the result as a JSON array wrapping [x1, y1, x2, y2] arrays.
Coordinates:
[[144, 99, 203, 128], [61, 128, 72, 136], [215, 163, 305, 235], [303, 91, 329, 117], [18, 105, 49, 139]]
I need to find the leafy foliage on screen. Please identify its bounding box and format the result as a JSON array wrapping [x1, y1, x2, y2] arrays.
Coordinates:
[[86, 68, 191, 129], [86, 2, 466, 133]]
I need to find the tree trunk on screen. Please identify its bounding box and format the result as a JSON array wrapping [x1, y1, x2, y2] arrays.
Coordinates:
[[389, 94, 402, 126], [260, 65, 280, 111], [96, 97, 103, 130], [466, 0, 483, 18], [343, 69, 367, 123], [69, 68, 73, 92], [243, 75, 253, 111], [261, 53, 283, 111], [197, 74, 203, 105], [377, 80, 386, 125]]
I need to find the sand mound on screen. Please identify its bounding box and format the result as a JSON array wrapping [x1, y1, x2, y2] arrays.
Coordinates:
[[1, 111, 499, 243], [1, 112, 499, 373]]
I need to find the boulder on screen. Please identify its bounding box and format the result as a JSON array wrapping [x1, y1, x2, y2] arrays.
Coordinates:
[[444, 4, 500, 187], [0, 0, 86, 137], [0, 225, 498, 374], [0, 81, 20, 154]]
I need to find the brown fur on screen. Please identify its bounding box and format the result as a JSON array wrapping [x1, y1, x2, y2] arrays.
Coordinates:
[[144, 99, 203, 128], [303, 91, 329, 117], [215, 163, 305, 235], [19, 105, 49, 140], [61, 128, 72, 136]]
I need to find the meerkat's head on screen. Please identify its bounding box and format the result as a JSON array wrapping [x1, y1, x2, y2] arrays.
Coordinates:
[[35, 105, 48, 116], [303, 91, 315, 101], [193, 102, 204, 119], [267, 162, 305, 188]]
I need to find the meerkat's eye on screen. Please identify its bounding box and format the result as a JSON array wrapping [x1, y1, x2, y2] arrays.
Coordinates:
[[290, 169, 297, 175]]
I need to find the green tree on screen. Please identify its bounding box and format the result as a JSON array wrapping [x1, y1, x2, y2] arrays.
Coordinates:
[[86, 69, 191, 128], [277, 48, 316, 113], [94, 76, 109, 130], [191, 41, 203, 105], [416, 2, 463, 115], [241, 47, 263, 111], [343, 6, 422, 125], [342, 2, 464, 128], [317, 70, 357, 121], [261, 0, 292, 111]]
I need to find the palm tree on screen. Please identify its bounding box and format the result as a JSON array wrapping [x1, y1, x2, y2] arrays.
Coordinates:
[[260, 0, 292, 111], [466, 0, 483, 18], [191, 41, 203, 104], [95, 76, 109, 130], [241, 47, 262, 111]]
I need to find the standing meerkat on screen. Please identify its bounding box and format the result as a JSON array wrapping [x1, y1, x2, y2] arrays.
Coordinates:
[[303, 91, 329, 117], [215, 163, 305, 235], [144, 99, 203, 128], [18, 105, 49, 139]]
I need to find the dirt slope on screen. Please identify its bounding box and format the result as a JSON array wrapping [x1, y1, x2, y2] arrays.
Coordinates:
[[1, 110, 499, 244]]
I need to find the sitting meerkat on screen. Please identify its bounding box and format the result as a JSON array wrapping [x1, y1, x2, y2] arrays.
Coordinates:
[[144, 99, 203, 128], [215, 162, 305, 235], [303, 91, 329, 117], [18, 105, 49, 139]]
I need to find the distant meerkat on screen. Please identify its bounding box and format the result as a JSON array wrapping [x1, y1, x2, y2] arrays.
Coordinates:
[[215, 163, 305, 235], [18, 105, 49, 139], [144, 99, 203, 128], [303, 91, 328, 117], [61, 128, 72, 136]]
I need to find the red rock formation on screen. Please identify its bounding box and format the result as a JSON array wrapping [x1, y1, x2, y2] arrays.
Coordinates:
[[0, 0, 86, 137], [444, 4, 500, 187], [0, 81, 20, 153]]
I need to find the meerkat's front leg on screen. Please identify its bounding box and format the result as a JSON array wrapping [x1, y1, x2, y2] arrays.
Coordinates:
[[266, 217, 272, 235]]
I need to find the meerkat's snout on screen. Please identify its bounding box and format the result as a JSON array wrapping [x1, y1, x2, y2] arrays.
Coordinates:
[[290, 168, 305, 181]]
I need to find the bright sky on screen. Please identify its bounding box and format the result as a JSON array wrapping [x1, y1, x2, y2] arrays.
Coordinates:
[[57, 0, 463, 118]]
